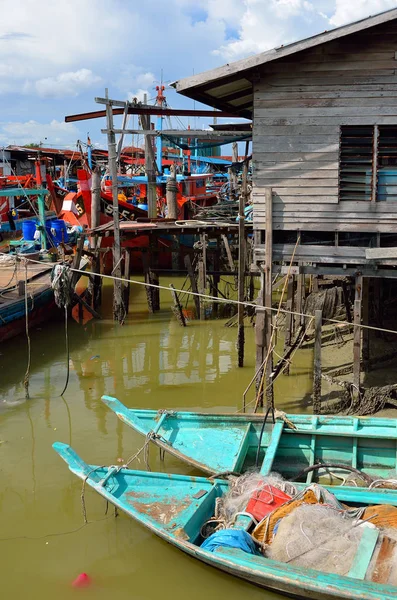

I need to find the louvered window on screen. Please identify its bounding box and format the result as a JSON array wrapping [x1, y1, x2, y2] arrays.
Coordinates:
[[339, 125, 397, 201], [339, 126, 373, 201]]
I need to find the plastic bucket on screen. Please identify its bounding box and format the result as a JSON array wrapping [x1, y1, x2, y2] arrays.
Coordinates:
[[48, 219, 68, 244], [22, 220, 38, 241]]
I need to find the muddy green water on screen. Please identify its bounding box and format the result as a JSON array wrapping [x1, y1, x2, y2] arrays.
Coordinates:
[[0, 279, 314, 599]]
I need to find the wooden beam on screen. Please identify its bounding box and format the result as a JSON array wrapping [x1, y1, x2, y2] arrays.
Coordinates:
[[362, 277, 370, 372]]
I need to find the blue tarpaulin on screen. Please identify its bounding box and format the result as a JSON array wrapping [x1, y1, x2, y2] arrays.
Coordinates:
[[201, 529, 261, 555]]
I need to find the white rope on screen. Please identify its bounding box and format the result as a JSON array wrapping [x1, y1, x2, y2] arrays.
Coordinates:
[[2, 250, 397, 338]]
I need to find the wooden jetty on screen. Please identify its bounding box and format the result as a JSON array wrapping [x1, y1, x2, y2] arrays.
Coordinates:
[[0, 259, 57, 342]]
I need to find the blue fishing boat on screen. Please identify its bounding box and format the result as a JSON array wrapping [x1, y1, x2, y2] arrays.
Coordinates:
[[101, 396, 397, 487], [53, 442, 397, 600]]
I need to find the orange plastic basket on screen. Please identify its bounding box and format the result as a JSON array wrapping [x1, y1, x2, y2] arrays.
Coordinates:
[[245, 485, 291, 521]]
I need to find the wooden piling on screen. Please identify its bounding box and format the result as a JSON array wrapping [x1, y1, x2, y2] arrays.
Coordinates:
[[141, 114, 157, 219], [184, 254, 200, 318], [90, 167, 101, 246], [123, 249, 131, 318], [313, 309, 322, 414], [353, 275, 363, 397], [105, 92, 123, 323], [282, 275, 295, 375], [170, 284, 186, 326], [237, 160, 247, 367], [166, 164, 178, 220], [198, 233, 207, 320], [362, 277, 370, 372], [255, 187, 274, 408]]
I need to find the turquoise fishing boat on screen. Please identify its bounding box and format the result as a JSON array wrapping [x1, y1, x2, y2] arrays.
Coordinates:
[[101, 396, 397, 486], [53, 442, 397, 600]]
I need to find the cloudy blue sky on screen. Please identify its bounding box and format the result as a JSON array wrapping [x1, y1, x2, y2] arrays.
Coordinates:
[[0, 0, 396, 150]]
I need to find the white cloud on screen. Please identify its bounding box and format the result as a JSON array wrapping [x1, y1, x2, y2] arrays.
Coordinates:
[[33, 69, 102, 98], [329, 0, 396, 26], [0, 119, 80, 146]]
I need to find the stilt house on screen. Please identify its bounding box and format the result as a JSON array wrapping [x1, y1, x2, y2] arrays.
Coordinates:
[[174, 8, 397, 401], [174, 8, 397, 277]]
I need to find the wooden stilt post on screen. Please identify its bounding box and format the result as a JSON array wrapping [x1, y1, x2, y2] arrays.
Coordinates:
[[212, 236, 220, 318], [342, 280, 353, 323], [170, 284, 186, 326], [90, 167, 101, 246], [353, 275, 363, 398], [149, 233, 160, 311], [198, 233, 207, 320], [184, 254, 200, 318], [313, 309, 322, 414], [283, 275, 295, 375], [105, 90, 123, 322], [237, 160, 247, 367], [362, 277, 370, 372], [221, 234, 234, 273], [312, 276, 319, 293], [142, 251, 154, 313], [296, 273, 305, 327], [374, 278, 383, 336], [141, 113, 157, 219], [123, 249, 131, 318], [166, 164, 178, 220], [255, 187, 274, 408]]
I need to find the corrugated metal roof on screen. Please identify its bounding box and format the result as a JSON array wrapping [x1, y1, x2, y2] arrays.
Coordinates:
[[173, 7, 397, 119]]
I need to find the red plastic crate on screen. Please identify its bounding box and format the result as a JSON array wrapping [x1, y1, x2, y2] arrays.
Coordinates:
[[246, 485, 291, 522]]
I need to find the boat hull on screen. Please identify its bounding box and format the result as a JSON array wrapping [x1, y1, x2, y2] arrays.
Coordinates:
[[101, 397, 397, 486], [0, 288, 58, 343], [53, 442, 397, 600]]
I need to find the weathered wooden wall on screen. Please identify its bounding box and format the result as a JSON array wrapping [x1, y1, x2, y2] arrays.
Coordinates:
[[253, 21, 397, 232]]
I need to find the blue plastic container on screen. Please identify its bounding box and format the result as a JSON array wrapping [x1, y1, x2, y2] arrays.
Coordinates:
[[22, 220, 38, 241], [48, 219, 68, 244], [137, 203, 148, 212]]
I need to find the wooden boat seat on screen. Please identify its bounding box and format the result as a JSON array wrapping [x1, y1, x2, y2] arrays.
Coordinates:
[[348, 527, 379, 580], [260, 422, 284, 476]]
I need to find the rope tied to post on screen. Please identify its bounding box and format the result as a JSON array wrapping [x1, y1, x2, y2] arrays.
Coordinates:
[[51, 264, 73, 396]]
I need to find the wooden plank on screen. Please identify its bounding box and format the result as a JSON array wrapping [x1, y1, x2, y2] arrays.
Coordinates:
[[352, 418, 358, 469], [257, 125, 341, 135], [372, 536, 397, 584], [261, 61, 397, 74], [256, 195, 339, 204], [221, 234, 235, 271], [366, 247, 397, 259], [255, 171, 340, 181], [256, 106, 397, 117], [255, 134, 340, 144], [255, 179, 339, 188], [255, 96, 397, 108], [254, 116, 397, 126], [254, 151, 340, 162], [255, 89, 397, 100], [254, 142, 339, 153], [253, 161, 339, 171], [348, 527, 379, 580], [260, 422, 284, 475]]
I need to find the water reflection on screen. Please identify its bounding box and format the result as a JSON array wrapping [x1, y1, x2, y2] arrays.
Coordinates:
[[0, 279, 313, 600]]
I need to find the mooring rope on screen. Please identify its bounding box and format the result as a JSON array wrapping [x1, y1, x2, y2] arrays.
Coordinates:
[[23, 262, 31, 400], [2, 251, 397, 338]]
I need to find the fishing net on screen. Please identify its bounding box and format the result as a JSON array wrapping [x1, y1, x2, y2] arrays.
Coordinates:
[[217, 471, 296, 526], [267, 504, 369, 576]]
